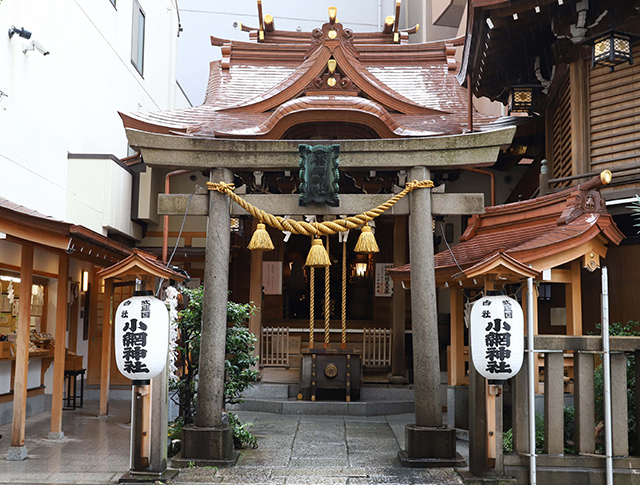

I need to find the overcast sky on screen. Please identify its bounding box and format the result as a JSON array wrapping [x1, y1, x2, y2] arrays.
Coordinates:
[[176, 0, 398, 105]]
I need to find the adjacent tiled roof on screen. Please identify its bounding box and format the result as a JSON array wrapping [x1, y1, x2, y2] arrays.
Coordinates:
[[0, 197, 133, 266], [0, 197, 58, 221], [387, 177, 625, 281], [120, 21, 499, 139]]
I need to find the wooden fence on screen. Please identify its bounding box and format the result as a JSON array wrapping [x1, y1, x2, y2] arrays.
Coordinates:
[[260, 327, 289, 367], [504, 335, 640, 483], [362, 327, 392, 368]]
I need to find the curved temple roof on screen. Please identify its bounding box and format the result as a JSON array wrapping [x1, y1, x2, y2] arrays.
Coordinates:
[[388, 175, 625, 285], [121, 13, 500, 140]]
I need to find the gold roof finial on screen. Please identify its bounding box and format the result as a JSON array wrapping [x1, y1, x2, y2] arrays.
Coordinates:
[[328, 6, 337, 25]]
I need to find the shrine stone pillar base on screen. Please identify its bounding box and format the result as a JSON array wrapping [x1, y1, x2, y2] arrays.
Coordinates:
[[398, 425, 465, 468], [389, 375, 408, 385], [172, 425, 239, 468]]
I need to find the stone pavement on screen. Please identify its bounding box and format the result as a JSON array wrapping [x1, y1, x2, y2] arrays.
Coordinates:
[[0, 400, 467, 484]]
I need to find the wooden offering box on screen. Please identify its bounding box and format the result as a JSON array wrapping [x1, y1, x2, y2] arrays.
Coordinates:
[[298, 348, 362, 402]]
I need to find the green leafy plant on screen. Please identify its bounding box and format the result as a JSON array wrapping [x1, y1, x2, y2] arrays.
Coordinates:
[[563, 406, 575, 454], [592, 320, 639, 454], [169, 287, 259, 450], [503, 413, 545, 453], [228, 411, 258, 449]]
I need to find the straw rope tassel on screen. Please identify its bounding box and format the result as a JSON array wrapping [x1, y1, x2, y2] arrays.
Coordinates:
[[309, 266, 315, 348], [341, 239, 347, 349], [207, 180, 433, 236], [324, 236, 330, 348]]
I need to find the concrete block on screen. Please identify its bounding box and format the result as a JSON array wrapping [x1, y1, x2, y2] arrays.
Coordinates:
[[447, 385, 469, 430], [6, 446, 28, 461], [404, 424, 457, 459], [177, 424, 238, 467]]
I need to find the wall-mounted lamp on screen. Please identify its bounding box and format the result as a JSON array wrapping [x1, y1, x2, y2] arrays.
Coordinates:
[[8, 26, 32, 39], [82, 271, 89, 293], [590, 30, 634, 72]]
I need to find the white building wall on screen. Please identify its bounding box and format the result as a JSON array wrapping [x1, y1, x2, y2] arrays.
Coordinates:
[[0, 0, 189, 238]]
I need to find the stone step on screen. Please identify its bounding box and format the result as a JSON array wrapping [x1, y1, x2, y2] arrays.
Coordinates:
[[243, 383, 291, 399], [228, 397, 415, 416], [235, 382, 416, 415], [245, 382, 415, 400]]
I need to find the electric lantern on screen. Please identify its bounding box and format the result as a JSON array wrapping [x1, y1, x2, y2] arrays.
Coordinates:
[[114, 290, 169, 383], [470, 294, 524, 381]]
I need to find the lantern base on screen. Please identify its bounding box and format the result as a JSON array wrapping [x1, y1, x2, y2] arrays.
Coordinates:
[[398, 425, 466, 468], [173, 425, 239, 468], [118, 468, 179, 483]]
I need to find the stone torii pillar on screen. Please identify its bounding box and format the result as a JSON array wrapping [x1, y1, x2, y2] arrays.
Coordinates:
[[178, 168, 239, 467], [398, 166, 465, 467]]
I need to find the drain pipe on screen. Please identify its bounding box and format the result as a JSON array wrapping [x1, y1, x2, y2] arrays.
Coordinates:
[[526, 277, 537, 485], [601, 267, 614, 485], [163, 170, 193, 263], [466, 167, 495, 206]]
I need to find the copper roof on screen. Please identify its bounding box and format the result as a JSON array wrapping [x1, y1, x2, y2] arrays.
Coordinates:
[[97, 249, 187, 282], [387, 175, 625, 282], [121, 18, 499, 139]]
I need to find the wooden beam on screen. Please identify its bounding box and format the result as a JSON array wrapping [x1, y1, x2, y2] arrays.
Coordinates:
[[570, 59, 590, 176], [50, 254, 69, 437], [566, 259, 582, 336], [449, 288, 466, 386], [99, 278, 113, 416], [158, 192, 485, 217], [10, 244, 34, 451], [0, 219, 71, 251], [542, 268, 572, 283], [391, 215, 407, 379], [531, 240, 607, 273]]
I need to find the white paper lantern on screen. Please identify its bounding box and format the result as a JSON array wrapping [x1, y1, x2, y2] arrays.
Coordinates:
[[114, 292, 169, 382], [470, 294, 524, 381]]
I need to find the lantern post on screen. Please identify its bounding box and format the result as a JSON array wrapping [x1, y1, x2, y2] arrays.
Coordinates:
[[96, 251, 186, 483]]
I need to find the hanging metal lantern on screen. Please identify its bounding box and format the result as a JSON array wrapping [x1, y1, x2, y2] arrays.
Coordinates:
[[470, 294, 524, 381], [507, 86, 536, 115], [591, 30, 633, 71], [114, 290, 169, 383]]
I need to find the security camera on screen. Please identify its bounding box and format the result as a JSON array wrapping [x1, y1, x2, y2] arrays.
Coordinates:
[[8, 26, 31, 39], [33, 40, 49, 55], [22, 40, 50, 56]]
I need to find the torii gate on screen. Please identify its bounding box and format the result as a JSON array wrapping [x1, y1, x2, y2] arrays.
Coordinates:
[[127, 126, 515, 466]]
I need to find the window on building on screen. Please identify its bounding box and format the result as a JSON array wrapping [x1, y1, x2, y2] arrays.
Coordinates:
[[131, 0, 145, 76]]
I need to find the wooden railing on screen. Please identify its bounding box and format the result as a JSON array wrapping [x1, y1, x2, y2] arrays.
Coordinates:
[[362, 328, 392, 368], [260, 327, 289, 368], [505, 335, 640, 482]]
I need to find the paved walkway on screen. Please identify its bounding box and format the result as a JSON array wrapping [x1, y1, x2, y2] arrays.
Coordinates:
[[0, 400, 467, 484]]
